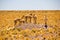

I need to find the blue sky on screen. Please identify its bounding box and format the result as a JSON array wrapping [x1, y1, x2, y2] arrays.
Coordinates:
[[0, 0, 60, 10]]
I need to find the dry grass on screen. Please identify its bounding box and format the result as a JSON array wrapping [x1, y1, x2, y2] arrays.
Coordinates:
[[0, 10, 60, 40]]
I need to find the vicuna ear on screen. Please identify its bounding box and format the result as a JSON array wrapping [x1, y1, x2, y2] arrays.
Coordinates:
[[14, 19, 21, 26]]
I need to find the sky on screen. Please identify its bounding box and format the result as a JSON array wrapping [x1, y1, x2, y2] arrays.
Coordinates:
[[0, 0, 60, 10]]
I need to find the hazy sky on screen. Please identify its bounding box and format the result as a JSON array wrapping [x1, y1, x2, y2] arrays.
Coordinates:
[[0, 0, 60, 10]]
